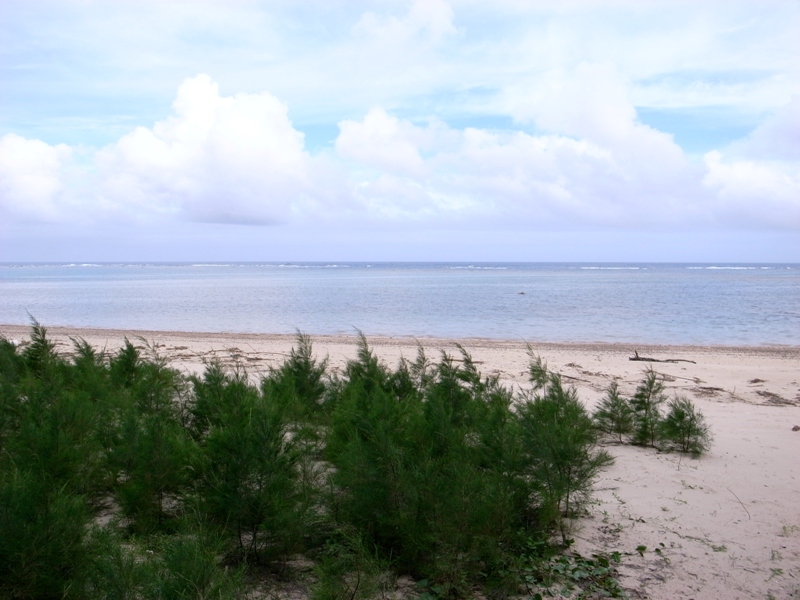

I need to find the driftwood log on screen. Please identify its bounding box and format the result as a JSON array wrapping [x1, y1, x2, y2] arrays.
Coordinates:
[[629, 350, 696, 364]]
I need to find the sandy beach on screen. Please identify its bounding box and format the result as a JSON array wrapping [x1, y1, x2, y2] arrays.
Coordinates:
[[2, 324, 799, 599]]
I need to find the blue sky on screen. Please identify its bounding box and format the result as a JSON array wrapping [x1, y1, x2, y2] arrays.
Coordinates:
[[1, 0, 798, 261]]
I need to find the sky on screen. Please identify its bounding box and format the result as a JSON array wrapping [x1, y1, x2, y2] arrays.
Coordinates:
[[1, 0, 799, 262]]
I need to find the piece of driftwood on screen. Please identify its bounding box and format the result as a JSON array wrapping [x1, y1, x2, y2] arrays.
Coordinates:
[[629, 350, 696, 364]]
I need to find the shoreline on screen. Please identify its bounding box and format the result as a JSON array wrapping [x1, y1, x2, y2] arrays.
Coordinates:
[[3, 322, 799, 352], [2, 322, 800, 598]]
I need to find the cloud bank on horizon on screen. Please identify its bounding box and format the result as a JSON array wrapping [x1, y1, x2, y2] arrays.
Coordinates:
[[1, 0, 798, 261]]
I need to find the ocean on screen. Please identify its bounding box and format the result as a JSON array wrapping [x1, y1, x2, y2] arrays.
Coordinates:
[[1, 262, 798, 346]]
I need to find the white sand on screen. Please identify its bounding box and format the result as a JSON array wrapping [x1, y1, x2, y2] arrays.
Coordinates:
[[3, 324, 799, 599]]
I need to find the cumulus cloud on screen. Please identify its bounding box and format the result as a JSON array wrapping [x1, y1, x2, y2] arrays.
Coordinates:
[[0, 73, 797, 234], [703, 151, 800, 228], [334, 114, 700, 227], [336, 108, 454, 179], [700, 96, 800, 228], [0, 134, 73, 222], [728, 95, 800, 162], [96, 74, 319, 224], [332, 64, 699, 227]]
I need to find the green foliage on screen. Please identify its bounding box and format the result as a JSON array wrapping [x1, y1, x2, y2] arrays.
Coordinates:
[[188, 361, 247, 439], [541, 552, 625, 598], [602, 371, 714, 457], [500, 539, 625, 599], [326, 340, 535, 590], [9, 382, 104, 494], [108, 357, 196, 534], [593, 381, 634, 443], [518, 354, 614, 543], [22, 319, 58, 376], [311, 531, 390, 600], [630, 368, 666, 448], [111, 410, 195, 533], [153, 528, 243, 600], [87, 526, 243, 600], [87, 528, 155, 600], [3, 329, 108, 497], [110, 339, 141, 388], [0, 337, 24, 452], [193, 367, 310, 562], [266, 331, 329, 422], [659, 396, 712, 456], [0, 324, 625, 598], [0, 467, 91, 599]]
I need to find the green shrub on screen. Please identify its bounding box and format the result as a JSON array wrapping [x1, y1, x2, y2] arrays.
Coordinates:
[[188, 361, 246, 439], [326, 339, 542, 591], [0, 468, 91, 599], [0, 337, 25, 444], [87, 528, 155, 600], [4, 333, 107, 497], [593, 381, 634, 443], [193, 365, 311, 563], [266, 332, 329, 422], [87, 526, 243, 600], [0, 324, 627, 598], [630, 368, 666, 448], [659, 396, 712, 456], [9, 386, 104, 494], [21, 320, 58, 376], [112, 412, 196, 533], [154, 528, 243, 600], [311, 531, 390, 600], [108, 359, 196, 534], [518, 354, 613, 543], [110, 339, 141, 389]]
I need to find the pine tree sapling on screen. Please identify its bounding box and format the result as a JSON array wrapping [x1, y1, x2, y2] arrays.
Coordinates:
[[660, 396, 712, 456], [194, 365, 310, 563], [518, 355, 614, 543], [630, 368, 666, 448], [593, 381, 634, 443], [268, 331, 329, 420], [0, 468, 91, 599]]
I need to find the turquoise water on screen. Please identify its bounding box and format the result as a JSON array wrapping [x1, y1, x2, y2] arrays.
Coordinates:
[[1, 263, 798, 346]]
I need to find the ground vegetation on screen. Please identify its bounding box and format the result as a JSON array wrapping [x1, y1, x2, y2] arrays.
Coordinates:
[[0, 322, 625, 599]]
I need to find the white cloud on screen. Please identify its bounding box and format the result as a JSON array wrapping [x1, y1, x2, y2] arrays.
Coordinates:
[[0, 133, 72, 222], [353, 0, 456, 45], [96, 74, 319, 224], [729, 95, 800, 161], [508, 63, 637, 142], [336, 108, 451, 178], [0, 73, 797, 236], [703, 151, 800, 228], [333, 107, 701, 227], [329, 63, 697, 227], [700, 95, 800, 228], [4, 0, 797, 153]]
